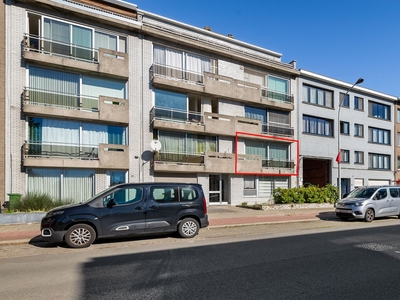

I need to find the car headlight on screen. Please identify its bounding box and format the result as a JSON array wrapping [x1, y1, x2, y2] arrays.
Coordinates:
[[46, 210, 64, 217], [354, 202, 364, 207]]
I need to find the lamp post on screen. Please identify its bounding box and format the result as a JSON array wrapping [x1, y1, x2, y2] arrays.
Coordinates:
[[337, 77, 364, 201]]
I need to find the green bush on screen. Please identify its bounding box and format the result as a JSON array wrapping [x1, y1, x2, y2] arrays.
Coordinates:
[[273, 184, 338, 204], [10, 193, 74, 212]]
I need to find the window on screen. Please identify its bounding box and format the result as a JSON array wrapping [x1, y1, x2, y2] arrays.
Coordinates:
[[151, 187, 178, 203], [243, 176, 289, 196], [28, 66, 126, 109], [153, 45, 215, 83], [340, 121, 350, 135], [398, 133, 400, 146], [369, 153, 390, 170], [244, 140, 289, 168], [354, 124, 364, 137], [243, 176, 256, 196], [303, 85, 333, 108], [354, 151, 364, 164], [154, 89, 187, 121], [180, 187, 199, 202], [397, 109, 400, 123], [28, 117, 127, 157], [340, 93, 349, 108], [354, 96, 364, 110], [267, 76, 289, 102], [341, 150, 350, 163], [368, 127, 390, 145], [303, 115, 333, 136], [245, 106, 291, 135], [27, 168, 94, 202], [398, 156, 400, 169], [103, 187, 143, 206], [369, 101, 390, 120]]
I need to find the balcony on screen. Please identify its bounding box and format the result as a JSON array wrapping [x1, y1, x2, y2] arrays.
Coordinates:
[[23, 34, 129, 78], [151, 107, 293, 137], [237, 154, 295, 174], [261, 87, 294, 110], [23, 87, 129, 124], [153, 151, 235, 173], [22, 142, 129, 169]]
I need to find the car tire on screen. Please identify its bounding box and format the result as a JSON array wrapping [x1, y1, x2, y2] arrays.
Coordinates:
[[178, 218, 199, 238], [65, 224, 96, 248], [364, 208, 375, 222]]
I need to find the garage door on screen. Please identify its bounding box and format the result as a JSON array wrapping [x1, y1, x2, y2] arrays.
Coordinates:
[[354, 178, 364, 187], [368, 179, 390, 186]]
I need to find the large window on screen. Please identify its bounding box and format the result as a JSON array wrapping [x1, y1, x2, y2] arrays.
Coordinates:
[[153, 45, 214, 83], [27, 168, 94, 202], [369, 101, 390, 120], [303, 115, 333, 136], [243, 176, 289, 197], [28, 66, 126, 109], [369, 153, 390, 170], [303, 85, 333, 108], [245, 140, 289, 168], [267, 76, 289, 102], [28, 117, 127, 157], [368, 127, 390, 145]]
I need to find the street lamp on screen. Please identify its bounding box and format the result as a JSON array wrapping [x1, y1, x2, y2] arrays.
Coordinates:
[[337, 77, 364, 201]]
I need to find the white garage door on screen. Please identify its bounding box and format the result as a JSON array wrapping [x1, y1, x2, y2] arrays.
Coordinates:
[[354, 178, 364, 187]]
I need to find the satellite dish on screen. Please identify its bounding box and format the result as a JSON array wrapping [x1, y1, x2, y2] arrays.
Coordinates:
[[150, 140, 162, 152]]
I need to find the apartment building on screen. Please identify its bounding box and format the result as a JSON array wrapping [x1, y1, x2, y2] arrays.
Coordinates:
[[298, 70, 397, 194], [3, 0, 300, 206]]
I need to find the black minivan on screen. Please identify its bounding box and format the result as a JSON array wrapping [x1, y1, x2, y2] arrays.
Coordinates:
[[41, 183, 209, 248]]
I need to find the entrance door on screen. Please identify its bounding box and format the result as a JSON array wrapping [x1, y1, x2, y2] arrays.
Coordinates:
[[209, 175, 225, 204]]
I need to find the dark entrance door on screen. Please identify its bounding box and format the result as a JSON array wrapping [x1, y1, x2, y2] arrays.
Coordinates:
[[303, 158, 331, 187]]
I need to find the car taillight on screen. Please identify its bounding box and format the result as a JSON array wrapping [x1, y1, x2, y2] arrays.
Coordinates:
[[202, 196, 207, 214]]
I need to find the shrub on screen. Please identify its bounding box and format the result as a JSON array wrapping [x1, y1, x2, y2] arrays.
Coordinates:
[[10, 193, 75, 212], [273, 185, 338, 204]]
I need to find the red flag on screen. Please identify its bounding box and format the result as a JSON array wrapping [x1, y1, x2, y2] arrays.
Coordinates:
[[336, 150, 341, 164]]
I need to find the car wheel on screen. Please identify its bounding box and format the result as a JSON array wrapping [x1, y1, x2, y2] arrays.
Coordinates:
[[178, 218, 199, 238], [364, 208, 375, 222], [65, 224, 96, 248]]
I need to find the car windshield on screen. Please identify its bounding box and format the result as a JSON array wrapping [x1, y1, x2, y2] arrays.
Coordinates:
[[346, 187, 378, 199]]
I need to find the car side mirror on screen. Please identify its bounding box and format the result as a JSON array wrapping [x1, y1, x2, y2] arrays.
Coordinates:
[[106, 198, 116, 208], [342, 193, 349, 198]]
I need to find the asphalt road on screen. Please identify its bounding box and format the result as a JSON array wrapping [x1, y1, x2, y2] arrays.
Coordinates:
[[2, 219, 400, 299]]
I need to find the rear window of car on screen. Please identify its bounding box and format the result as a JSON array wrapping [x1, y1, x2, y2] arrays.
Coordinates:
[[180, 187, 198, 202], [151, 187, 178, 203]]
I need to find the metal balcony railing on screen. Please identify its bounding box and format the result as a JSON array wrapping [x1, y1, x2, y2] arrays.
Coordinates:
[[261, 122, 294, 136], [261, 87, 293, 104], [154, 151, 205, 165], [262, 159, 295, 169], [151, 106, 203, 124], [23, 141, 99, 159], [24, 87, 99, 111], [24, 33, 99, 63]]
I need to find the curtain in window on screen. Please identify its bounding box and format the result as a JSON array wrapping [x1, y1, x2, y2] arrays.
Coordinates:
[[63, 169, 94, 202], [29, 66, 79, 107], [43, 18, 70, 56], [269, 143, 288, 160], [268, 76, 288, 93], [186, 53, 210, 82], [42, 119, 80, 144], [309, 87, 317, 104], [245, 140, 267, 158], [186, 135, 217, 153], [258, 177, 272, 196], [95, 31, 117, 51], [82, 123, 108, 146], [82, 76, 125, 98], [107, 126, 126, 145], [72, 25, 93, 59], [245, 106, 266, 123], [27, 168, 61, 200], [244, 176, 255, 189], [317, 90, 324, 106], [155, 89, 187, 122], [268, 110, 289, 125], [158, 131, 186, 161]]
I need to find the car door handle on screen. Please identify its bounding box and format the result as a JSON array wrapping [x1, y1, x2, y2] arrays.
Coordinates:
[[149, 205, 158, 210], [135, 206, 144, 210]]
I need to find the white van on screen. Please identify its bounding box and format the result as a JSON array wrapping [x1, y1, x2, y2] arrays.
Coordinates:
[[335, 186, 400, 222]]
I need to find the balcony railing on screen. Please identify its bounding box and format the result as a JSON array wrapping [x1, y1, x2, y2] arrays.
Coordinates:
[[261, 87, 293, 104], [262, 159, 295, 169], [152, 62, 217, 85], [262, 122, 294, 136], [24, 87, 99, 111], [23, 141, 99, 159], [154, 151, 205, 165], [24, 34, 100, 63], [151, 106, 203, 124]]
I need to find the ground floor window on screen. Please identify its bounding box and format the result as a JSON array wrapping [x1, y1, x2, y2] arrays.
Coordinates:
[[243, 176, 289, 197], [27, 168, 94, 202]]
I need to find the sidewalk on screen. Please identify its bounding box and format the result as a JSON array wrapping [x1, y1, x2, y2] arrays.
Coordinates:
[[0, 205, 335, 245]]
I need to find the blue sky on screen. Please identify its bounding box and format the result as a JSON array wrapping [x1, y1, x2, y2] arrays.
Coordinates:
[[129, 0, 400, 96]]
